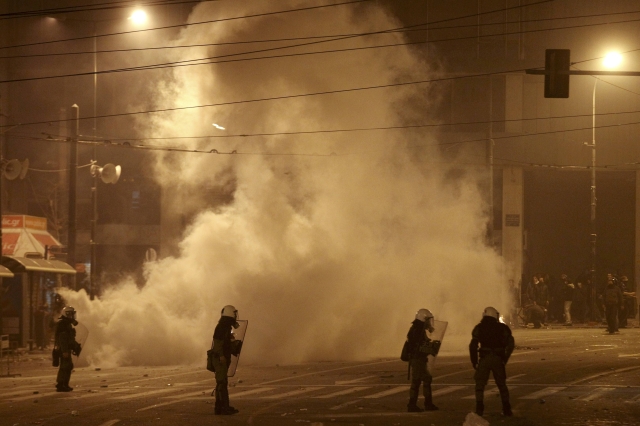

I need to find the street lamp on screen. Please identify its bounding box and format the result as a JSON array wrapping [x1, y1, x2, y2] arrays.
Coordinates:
[[49, 10, 147, 295], [129, 9, 148, 25], [587, 51, 622, 321]]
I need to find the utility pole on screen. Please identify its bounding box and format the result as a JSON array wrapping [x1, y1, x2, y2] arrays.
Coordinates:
[[527, 49, 640, 322], [67, 105, 79, 290]]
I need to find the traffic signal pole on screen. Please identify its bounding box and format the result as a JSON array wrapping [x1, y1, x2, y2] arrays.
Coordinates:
[[526, 49, 640, 322]]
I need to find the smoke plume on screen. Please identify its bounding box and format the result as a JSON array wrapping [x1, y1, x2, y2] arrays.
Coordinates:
[[61, 1, 509, 368]]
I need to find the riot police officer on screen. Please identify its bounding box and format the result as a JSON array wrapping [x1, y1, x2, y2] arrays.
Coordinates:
[[211, 305, 240, 415], [406, 308, 439, 412], [469, 306, 514, 417], [54, 306, 81, 392]]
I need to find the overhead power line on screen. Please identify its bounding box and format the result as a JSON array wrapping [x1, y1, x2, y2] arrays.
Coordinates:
[[0, 1, 216, 20], [10, 118, 640, 169], [31, 109, 638, 143], [3, 9, 639, 85], [0, 0, 372, 50], [0, 0, 552, 53], [0, 67, 531, 129], [2, 8, 638, 60]]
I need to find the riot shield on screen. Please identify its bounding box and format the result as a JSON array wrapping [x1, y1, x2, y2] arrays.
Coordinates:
[[74, 322, 89, 357], [208, 320, 248, 377], [426, 320, 447, 374]]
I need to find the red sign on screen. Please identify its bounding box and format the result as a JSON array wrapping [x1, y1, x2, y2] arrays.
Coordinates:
[[2, 215, 47, 231], [2, 233, 20, 255]]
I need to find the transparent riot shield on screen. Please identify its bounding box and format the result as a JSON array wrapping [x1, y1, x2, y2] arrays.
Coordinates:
[[217, 320, 247, 377], [426, 320, 447, 374], [74, 322, 89, 357]]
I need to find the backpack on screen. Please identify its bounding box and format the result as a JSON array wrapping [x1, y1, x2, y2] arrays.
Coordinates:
[[400, 340, 411, 362], [206, 335, 215, 372]]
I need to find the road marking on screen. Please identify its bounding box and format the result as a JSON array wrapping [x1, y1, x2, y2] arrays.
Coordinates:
[[137, 397, 203, 412], [619, 353, 640, 358], [260, 387, 325, 399], [4, 390, 58, 402], [330, 398, 362, 410], [363, 386, 409, 398], [519, 386, 566, 399], [111, 388, 180, 400], [260, 360, 398, 385], [569, 366, 640, 385], [463, 386, 518, 399], [628, 393, 640, 402], [64, 389, 129, 400], [576, 387, 615, 401], [98, 420, 120, 426], [433, 385, 466, 396], [509, 373, 527, 381], [162, 390, 208, 399], [314, 387, 371, 398], [335, 376, 376, 385], [232, 387, 275, 398]]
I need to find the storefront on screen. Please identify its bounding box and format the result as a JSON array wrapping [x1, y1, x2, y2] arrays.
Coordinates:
[[0, 215, 75, 349]]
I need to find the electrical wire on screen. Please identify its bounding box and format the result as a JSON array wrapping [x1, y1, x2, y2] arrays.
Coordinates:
[[0, 0, 373, 50], [2, 8, 638, 60], [11, 117, 640, 159], [0, 1, 216, 20], [0, 67, 533, 129], [30, 109, 640, 143], [3, 9, 639, 85]]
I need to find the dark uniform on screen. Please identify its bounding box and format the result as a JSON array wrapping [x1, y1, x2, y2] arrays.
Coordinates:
[[54, 311, 81, 392], [406, 318, 439, 412], [211, 308, 240, 415], [603, 281, 623, 334], [469, 311, 515, 416]]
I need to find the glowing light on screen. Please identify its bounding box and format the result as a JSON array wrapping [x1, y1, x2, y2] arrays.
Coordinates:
[[603, 52, 623, 69], [129, 9, 148, 25], [212, 123, 226, 130]]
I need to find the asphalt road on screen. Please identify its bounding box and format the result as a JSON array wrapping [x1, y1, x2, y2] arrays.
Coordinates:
[[2, 327, 639, 426]]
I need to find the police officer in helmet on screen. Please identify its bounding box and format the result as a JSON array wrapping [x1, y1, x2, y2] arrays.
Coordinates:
[[54, 306, 81, 392], [406, 308, 439, 412], [469, 306, 515, 416], [212, 305, 240, 415]]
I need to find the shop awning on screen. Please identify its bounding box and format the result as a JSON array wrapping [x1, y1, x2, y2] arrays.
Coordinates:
[[0, 265, 14, 278], [1, 256, 76, 275], [2, 215, 63, 258]]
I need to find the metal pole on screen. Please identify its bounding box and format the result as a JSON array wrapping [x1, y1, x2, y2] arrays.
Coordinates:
[[67, 105, 79, 290], [0, 98, 4, 262], [589, 80, 600, 322], [487, 77, 494, 246], [93, 22, 97, 143], [91, 22, 98, 299], [90, 173, 97, 299]]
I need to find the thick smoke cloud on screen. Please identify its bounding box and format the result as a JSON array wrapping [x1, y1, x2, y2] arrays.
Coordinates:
[[61, 1, 509, 368]]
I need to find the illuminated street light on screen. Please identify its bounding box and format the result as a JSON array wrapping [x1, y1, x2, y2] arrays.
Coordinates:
[[603, 52, 623, 69], [129, 9, 148, 25], [587, 52, 622, 321]]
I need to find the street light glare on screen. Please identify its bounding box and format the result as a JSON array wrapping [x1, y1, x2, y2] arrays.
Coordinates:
[[129, 10, 148, 25], [603, 52, 623, 68]]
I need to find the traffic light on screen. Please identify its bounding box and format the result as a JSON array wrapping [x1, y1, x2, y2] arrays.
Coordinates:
[[544, 49, 570, 98]]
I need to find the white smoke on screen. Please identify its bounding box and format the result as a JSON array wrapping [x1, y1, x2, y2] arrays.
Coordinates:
[[61, 1, 509, 368]]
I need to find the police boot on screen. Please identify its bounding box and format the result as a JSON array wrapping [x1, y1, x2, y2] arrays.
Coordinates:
[[220, 388, 239, 415], [407, 397, 424, 412], [424, 395, 438, 411], [55, 383, 69, 392], [214, 387, 223, 415], [475, 401, 484, 416], [502, 401, 513, 416], [64, 381, 73, 391]]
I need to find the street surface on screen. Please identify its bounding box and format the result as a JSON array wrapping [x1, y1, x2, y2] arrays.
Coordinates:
[[1, 327, 639, 425]]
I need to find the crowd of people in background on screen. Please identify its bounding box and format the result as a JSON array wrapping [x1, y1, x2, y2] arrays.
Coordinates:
[[514, 271, 637, 332]]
